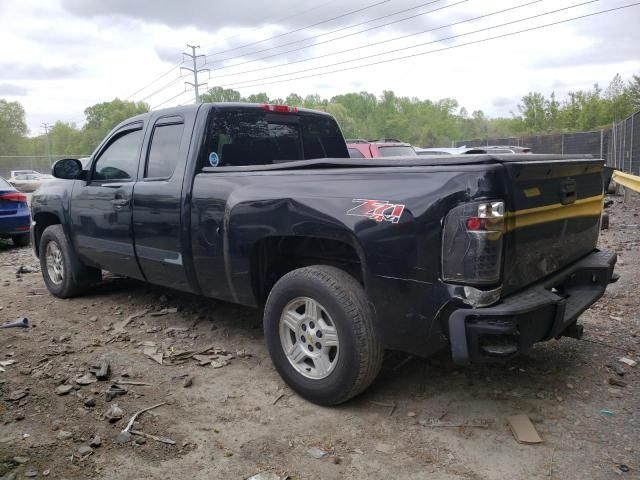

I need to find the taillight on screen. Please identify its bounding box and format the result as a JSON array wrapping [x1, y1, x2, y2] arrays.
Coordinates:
[[0, 192, 27, 203], [262, 104, 298, 113], [442, 201, 505, 285]]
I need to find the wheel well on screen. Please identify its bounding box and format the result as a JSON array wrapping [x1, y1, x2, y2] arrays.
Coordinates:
[[251, 236, 363, 305], [33, 212, 61, 256]]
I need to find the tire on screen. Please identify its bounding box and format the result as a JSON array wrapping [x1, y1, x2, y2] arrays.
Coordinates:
[[39, 225, 101, 298], [264, 265, 383, 405], [11, 233, 30, 247]]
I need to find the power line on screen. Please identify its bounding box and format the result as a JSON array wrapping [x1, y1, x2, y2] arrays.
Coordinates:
[[181, 44, 210, 103], [151, 89, 192, 110], [211, 0, 538, 80], [219, 0, 604, 88], [137, 74, 189, 103], [125, 62, 183, 100], [205, 0, 392, 59], [221, 2, 639, 91], [207, 0, 448, 67], [200, 0, 341, 51]]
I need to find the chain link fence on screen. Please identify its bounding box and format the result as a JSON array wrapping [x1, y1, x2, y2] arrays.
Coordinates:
[[455, 109, 640, 175], [0, 155, 88, 179]]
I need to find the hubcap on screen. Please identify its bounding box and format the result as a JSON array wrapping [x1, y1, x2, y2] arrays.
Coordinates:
[[279, 297, 340, 380], [45, 241, 64, 285]]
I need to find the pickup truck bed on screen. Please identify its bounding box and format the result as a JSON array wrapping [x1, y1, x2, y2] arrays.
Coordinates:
[[31, 103, 616, 405]]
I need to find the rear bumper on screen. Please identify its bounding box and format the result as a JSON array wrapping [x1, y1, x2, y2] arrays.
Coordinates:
[[0, 214, 31, 237], [448, 249, 617, 364]]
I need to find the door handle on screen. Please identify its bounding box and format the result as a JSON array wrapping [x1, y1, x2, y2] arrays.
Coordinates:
[[111, 198, 129, 209]]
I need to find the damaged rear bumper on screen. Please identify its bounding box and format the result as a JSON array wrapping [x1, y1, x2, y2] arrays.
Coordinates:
[[447, 249, 617, 364]]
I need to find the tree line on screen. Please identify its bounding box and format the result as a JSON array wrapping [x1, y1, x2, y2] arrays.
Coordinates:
[[1, 72, 638, 158]]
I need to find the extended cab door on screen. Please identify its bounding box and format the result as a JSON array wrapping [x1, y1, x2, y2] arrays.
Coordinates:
[[69, 122, 144, 279], [131, 113, 194, 292]]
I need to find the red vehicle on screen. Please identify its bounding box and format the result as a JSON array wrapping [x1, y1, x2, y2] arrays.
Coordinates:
[[346, 139, 416, 158]]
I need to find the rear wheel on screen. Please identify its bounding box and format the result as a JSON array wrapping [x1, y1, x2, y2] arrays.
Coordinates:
[[39, 225, 101, 298], [11, 233, 30, 247], [264, 265, 383, 405]]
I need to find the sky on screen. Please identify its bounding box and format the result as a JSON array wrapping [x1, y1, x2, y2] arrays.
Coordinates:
[[0, 0, 638, 136]]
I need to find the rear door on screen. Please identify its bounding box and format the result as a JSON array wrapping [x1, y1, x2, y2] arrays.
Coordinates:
[[131, 112, 195, 292], [501, 158, 603, 293], [69, 123, 145, 279]]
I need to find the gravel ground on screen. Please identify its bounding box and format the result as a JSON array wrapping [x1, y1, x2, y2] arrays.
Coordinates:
[[0, 193, 638, 480]]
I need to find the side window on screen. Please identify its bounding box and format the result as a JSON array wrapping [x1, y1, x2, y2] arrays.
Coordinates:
[[93, 129, 143, 181], [146, 123, 184, 178]]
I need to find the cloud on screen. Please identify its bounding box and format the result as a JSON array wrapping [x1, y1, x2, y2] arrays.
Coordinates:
[[0, 62, 82, 80], [0, 83, 28, 96], [491, 96, 513, 108]]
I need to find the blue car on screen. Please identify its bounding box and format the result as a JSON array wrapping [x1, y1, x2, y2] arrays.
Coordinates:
[[0, 176, 31, 246]]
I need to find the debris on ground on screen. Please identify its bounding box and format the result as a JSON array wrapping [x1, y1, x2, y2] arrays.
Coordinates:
[[130, 430, 175, 445], [0, 317, 30, 328], [307, 446, 328, 459], [54, 384, 73, 396], [619, 357, 637, 367], [105, 403, 124, 423], [122, 402, 166, 433], [507, 415, 543, 444]]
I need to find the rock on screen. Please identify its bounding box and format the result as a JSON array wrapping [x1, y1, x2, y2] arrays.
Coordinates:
[[608, 377, 628, 387], [43, 470, 50, 476], [19, 367, 32, 375], [84, 397, 96, 408], [134, 436, 146, 445], [6, 389, 28, 401], [183, 376, 193, 388], [55, 384, 73, 396], [89, 435, 101, 448], [307, 446, 328, 459], [105, 403, 123, 423], [56, 430, 73, 440], [375, 443, 394, 454], [13, 456, 29, 464], [75, 373, 97, 385], [610, 363, 626, 376], [105, 384, 127, 401], [114, 431, 131, 444], [407, 412, 416, 417], [77, 445, 93, 456], [24, 471, 38, 478]]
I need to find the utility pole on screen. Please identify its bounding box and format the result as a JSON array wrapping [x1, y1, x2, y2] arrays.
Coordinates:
[[181, 44, 210, 103], [41, 122, 52, 165]]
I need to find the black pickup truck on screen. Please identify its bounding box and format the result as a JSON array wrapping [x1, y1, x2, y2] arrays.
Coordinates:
[[31, 103, 616, 405]]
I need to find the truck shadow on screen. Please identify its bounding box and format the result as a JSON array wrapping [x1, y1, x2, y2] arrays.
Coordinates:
[[90, 273, 587, 416]]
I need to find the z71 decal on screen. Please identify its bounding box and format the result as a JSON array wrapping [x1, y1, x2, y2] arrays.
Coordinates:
[[346, 199, 406, 224]]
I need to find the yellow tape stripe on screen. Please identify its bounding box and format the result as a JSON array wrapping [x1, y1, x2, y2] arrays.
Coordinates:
[[505, 194, 603, 231]]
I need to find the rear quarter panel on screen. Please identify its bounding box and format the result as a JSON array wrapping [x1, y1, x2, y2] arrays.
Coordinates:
[[191, 164, 507, 355]]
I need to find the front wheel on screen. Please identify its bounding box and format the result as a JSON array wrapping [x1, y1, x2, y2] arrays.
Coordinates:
[[39, 225, 101, 298], [264, 265, 383, 405]]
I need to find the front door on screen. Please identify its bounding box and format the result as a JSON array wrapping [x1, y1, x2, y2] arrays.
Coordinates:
[[69, 123, 145, 279]]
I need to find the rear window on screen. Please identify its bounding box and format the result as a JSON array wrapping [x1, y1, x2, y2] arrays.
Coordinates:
[[146, 123, 184, 178], [378, 146, 416, 157], [0, 177, 11, 188], [203, 109, 348, 167]]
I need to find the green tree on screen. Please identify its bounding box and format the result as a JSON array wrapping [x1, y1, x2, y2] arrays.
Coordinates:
[[628, 74, 640, 111], [200, 87, 243, 103], [81, 98, 149, 152], [0, 99, 28, 155]]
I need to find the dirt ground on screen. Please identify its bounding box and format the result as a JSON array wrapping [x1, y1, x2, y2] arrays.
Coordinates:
[[0, 194, 638, 480]]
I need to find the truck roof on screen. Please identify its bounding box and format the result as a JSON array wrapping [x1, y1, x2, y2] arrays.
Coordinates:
[[121, 102, 334, 127]]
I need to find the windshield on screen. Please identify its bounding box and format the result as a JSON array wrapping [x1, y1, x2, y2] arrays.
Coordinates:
[[0, 177, 12, 189], [204, 109, 349, 167], [378, 145, 416, 157]]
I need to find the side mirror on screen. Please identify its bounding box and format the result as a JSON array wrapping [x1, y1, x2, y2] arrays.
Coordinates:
[[52, 158, 84, 180]]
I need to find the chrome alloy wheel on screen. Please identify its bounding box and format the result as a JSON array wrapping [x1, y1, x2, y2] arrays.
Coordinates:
[[45, 241, 64, 285], [279, 297, 340, 380]]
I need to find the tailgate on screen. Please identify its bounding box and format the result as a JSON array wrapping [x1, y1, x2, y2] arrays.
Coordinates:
[[501, 158, 603, 294]]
